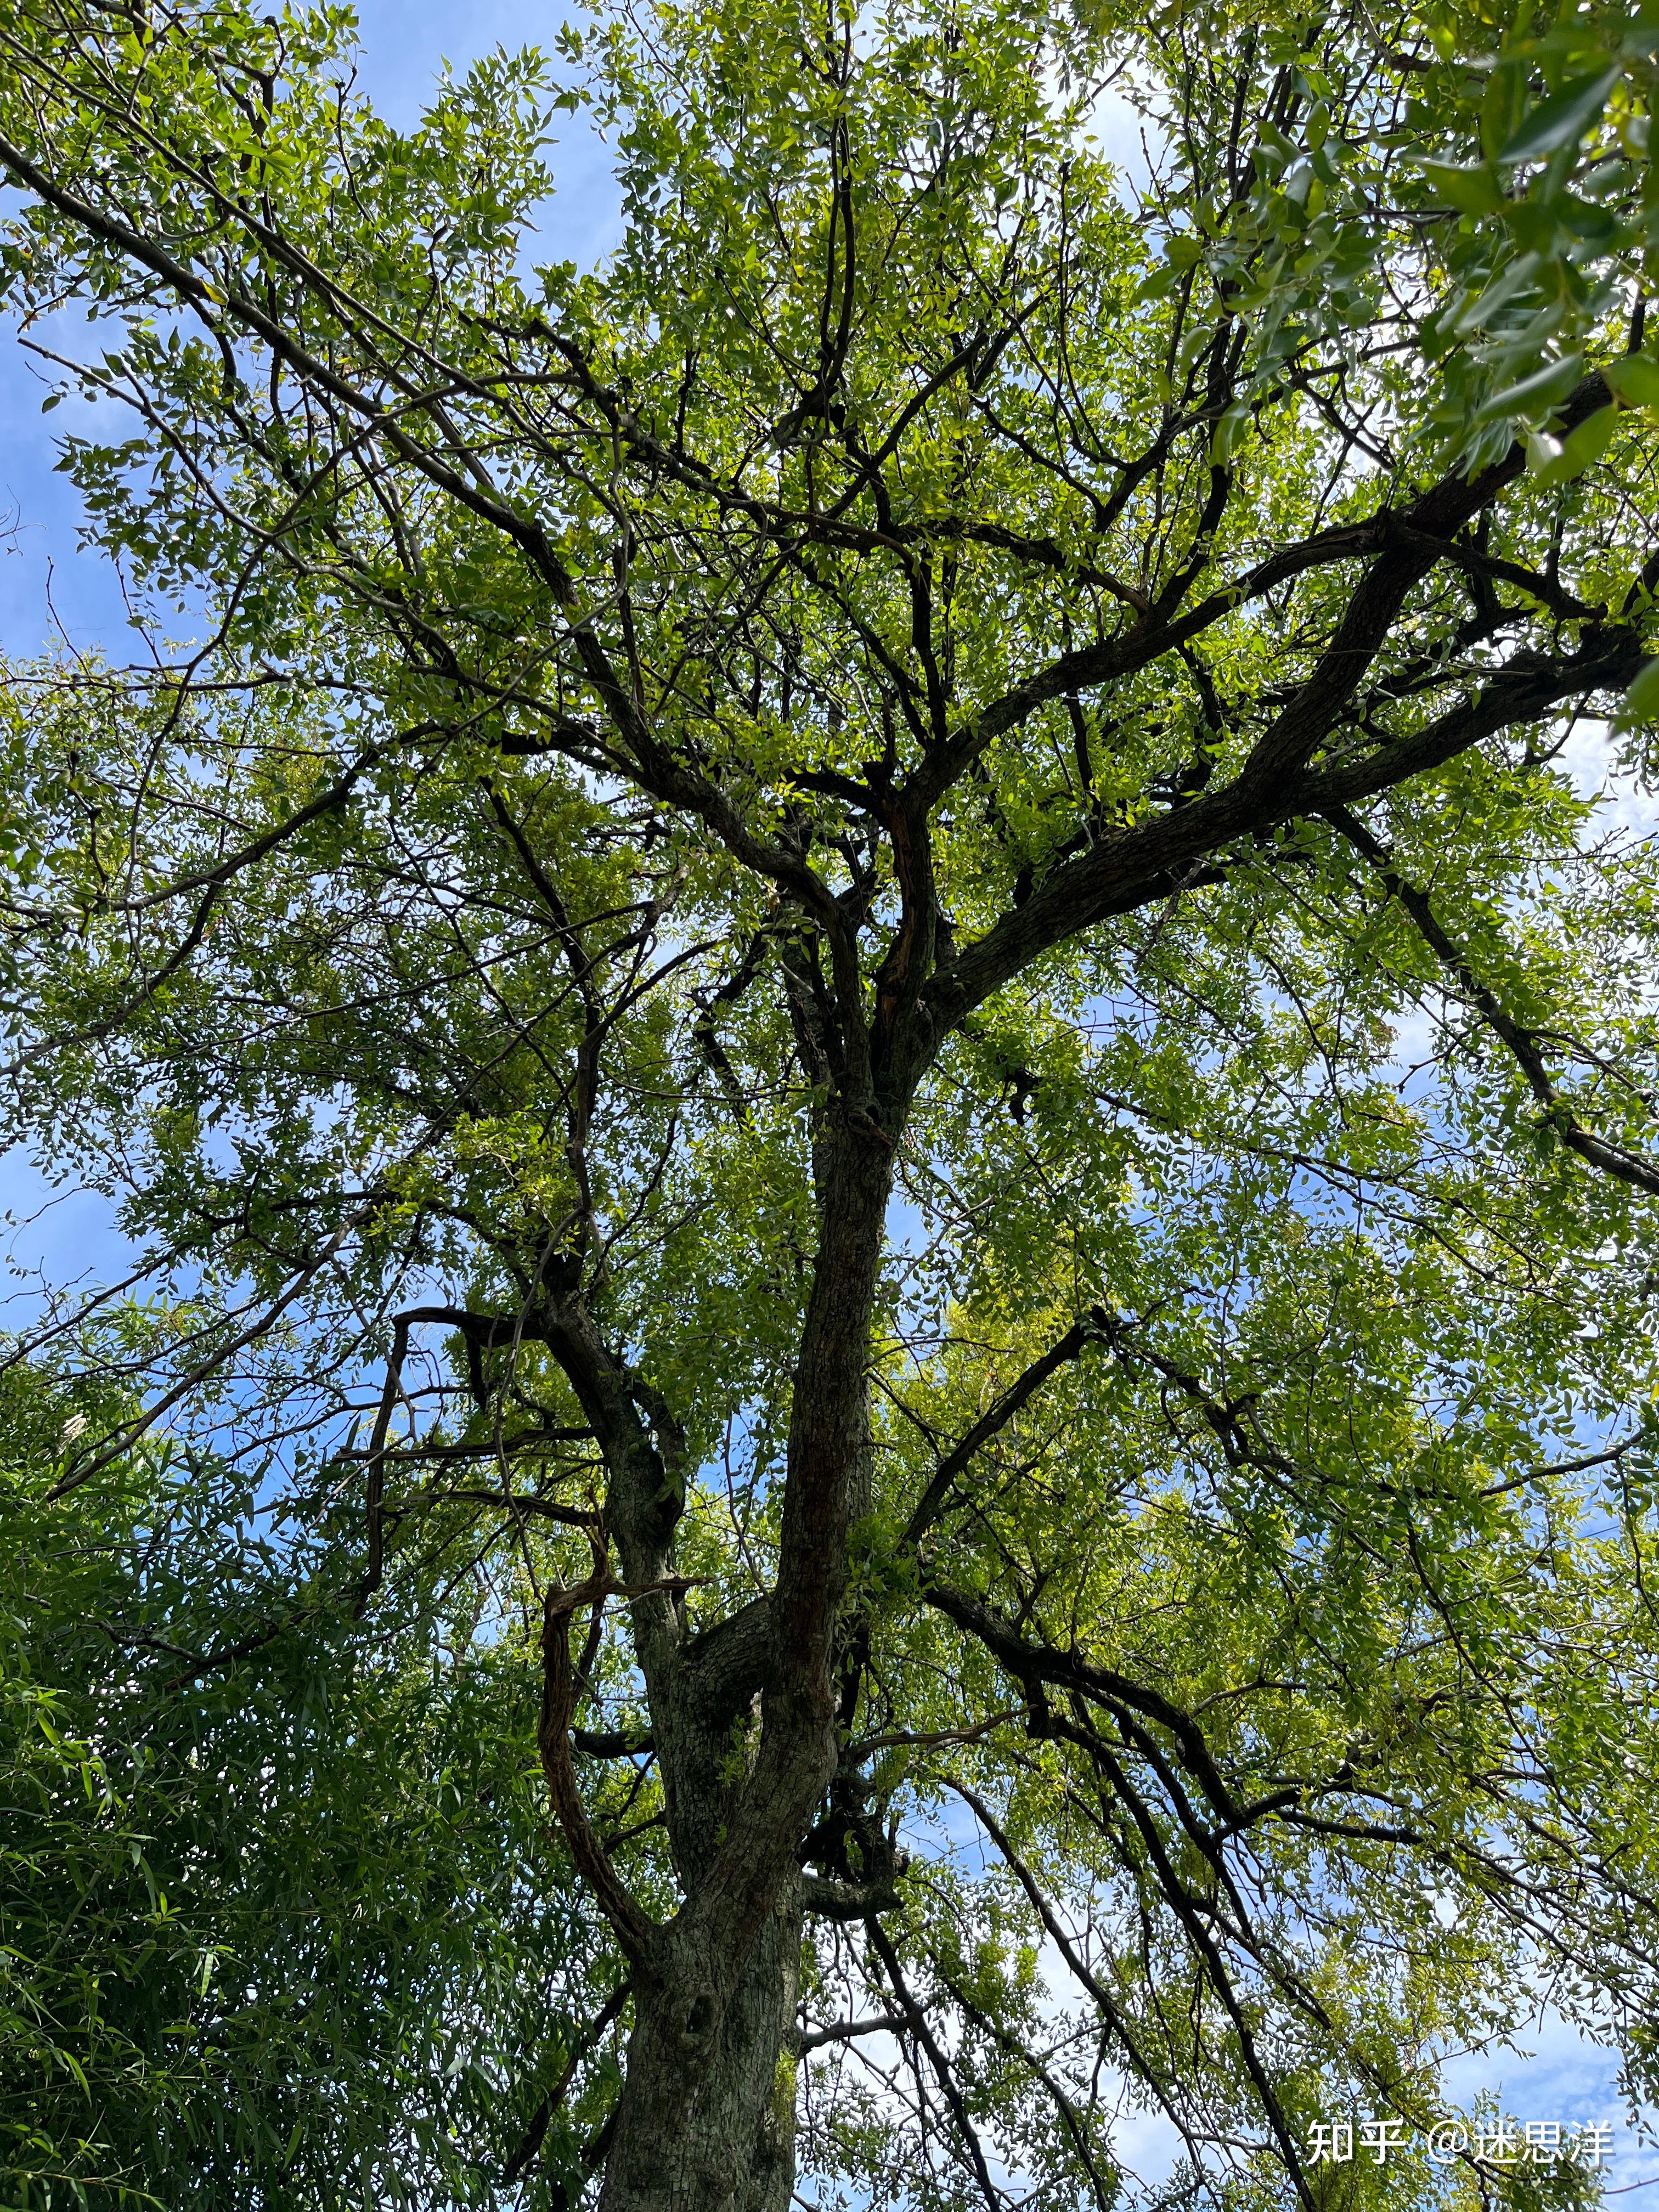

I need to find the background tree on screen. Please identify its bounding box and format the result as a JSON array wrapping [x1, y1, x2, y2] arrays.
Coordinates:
[[2, 0, 1659, 2207], [1, 1360, 608, 2211]]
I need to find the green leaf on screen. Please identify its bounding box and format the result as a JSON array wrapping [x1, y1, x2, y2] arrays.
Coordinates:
[[1604, 352, 1659, 408], [1476, 352, 1583, 423], [1620, 655, 1659, 723], [1532, 402, 1619, 482], [5, 5, 1659, 2207], [1209, 402, 1251, 463], [1497, 66, 1622, 166], [1480, 59, 1526, 162], [1420, 160, 1505, 216]]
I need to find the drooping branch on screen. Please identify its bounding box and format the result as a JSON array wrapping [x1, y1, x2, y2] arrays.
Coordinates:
[[501, 1978, 633, 2186], [921, 1931, 1119, 2212], [942, 1779, 1188, 2139], [1325, 802, 1659, 1197], [902, 1310, 1105, 1545], [43, 1207, 373, 1502], [1038, 1707, 1319, 2209], [538, 1580, 665, 1972], [866, 1920, 1005, 2212]]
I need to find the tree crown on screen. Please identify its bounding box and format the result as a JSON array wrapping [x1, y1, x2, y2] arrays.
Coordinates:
[[2, 0, 1658, 2203]]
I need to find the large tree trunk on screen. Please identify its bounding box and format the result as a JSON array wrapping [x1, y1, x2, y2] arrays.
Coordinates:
[[582, 1118, 897, 2211], [596, 1886, 803, 2212]]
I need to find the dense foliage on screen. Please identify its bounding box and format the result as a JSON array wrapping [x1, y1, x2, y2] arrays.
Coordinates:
[[0, 1361, 605, 2209], [2, 0, 1659, 2205]]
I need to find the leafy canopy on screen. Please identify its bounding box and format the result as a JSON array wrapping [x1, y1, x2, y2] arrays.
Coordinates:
[[1, 0, 1658, 2205], [0, 1362, 603, 2212]]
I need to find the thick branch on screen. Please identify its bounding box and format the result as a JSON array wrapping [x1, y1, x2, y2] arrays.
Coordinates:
[[930, 611, 1643, 1028], [923, 1581, 1249, 1829], [800, 1871, 903, 1921]]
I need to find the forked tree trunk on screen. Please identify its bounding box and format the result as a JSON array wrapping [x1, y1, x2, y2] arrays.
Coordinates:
[[584, 1116, 899, 2211]]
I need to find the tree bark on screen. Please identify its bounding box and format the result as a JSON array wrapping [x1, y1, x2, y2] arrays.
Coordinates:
[[596, 1887, 803, 2212], [580, 1115, 897, 2210]]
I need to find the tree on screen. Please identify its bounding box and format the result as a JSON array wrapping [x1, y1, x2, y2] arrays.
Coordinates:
[[0, 1361, 606, 2211], [2, 0, 1658, 2204]]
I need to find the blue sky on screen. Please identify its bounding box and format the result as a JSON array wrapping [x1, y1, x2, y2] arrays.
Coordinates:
[[0, 0, 1144, 1287], [0, 0, 622, 665]]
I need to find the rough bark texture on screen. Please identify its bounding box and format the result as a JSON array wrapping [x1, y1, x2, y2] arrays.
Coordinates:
[[572, 1121, 897, 2212], [597, 1891, 803, 2212]]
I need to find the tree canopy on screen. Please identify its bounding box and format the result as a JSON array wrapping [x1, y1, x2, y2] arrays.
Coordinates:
[[2, 0, 1659, 2205]]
